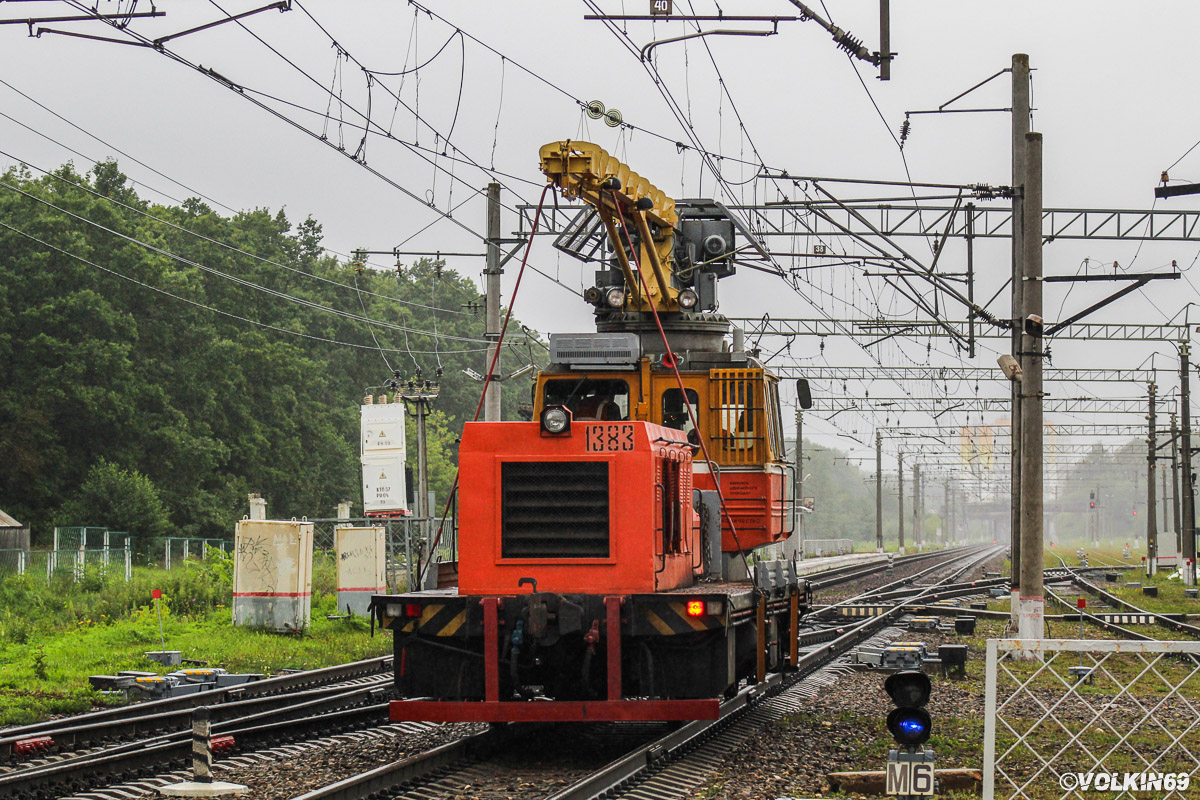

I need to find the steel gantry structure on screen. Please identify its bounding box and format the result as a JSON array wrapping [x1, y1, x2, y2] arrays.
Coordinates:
[[879, 424, 1150, 438], [732, 318, 1189, 343], [810, 397, 1173, 415], [775, 365, 1161, 384], [517, 202, 1200, 245]]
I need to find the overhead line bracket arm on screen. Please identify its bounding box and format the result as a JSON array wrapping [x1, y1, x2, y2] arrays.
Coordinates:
[[153, 1, 290, 48]]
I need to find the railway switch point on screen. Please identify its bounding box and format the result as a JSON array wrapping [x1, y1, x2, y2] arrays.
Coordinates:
[[881, 646, 924, 670]]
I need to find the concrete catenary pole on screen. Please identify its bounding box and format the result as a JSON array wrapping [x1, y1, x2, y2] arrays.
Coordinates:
[[944, 478, 951, 546], [1010, 53, 1030, 626], [1163, 448, 1171, 556], [898, 452, 905, 552], [1147, 382, 1157, 575], [1181, 344, 1196, 585], [876, 432, 884, 552], [1172, 412, 1183, 558], [785, 409, 803, 560], [1017, 130, 1044, 646], [913, 463, 922, 549], [484, 182, 503, 422]]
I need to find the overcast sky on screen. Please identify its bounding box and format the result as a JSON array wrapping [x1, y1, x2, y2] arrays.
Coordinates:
[[3, 1, 1199, 488]]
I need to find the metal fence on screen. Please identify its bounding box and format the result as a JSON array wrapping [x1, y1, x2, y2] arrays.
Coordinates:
[[0, 546, 132, 582], [305, 516, 454, 591], [803, 538, 854, 557], [983, 638, 1200, 799], [52, 526, 110, 551], [163, 537, 232, 570]]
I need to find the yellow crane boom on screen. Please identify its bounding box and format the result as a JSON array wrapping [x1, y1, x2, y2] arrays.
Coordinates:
[[539, 140, 680, 313]]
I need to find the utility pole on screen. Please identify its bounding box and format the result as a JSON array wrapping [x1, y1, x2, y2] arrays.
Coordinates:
[[913, 463, 922, 549], [950, 482, 960, 544], [1163, 450, 1171, 557], [1018, 129, 1044, 647], [788, 409, 803, 560], [944, 478, 951, 547], [875, 432, 884, 552], [898, 452, 905, 552], [1010, 53, 1030, 626], [399, 376, 440, 588], [1147, 382, 1157, 575], [1182, 343, 1196, 585], [1172, 412, 1182, 559], [483, 182, 503, 422]]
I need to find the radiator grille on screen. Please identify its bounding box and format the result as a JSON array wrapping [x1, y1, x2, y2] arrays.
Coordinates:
[[501, 461, 609, 558]]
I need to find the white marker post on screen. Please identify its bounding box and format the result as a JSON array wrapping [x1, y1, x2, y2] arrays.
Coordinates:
[[161, 706, 248, 797]]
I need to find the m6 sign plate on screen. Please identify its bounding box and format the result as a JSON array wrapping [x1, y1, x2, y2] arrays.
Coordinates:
[[886, 760, 935, 796], [586, 423, 635, 452]]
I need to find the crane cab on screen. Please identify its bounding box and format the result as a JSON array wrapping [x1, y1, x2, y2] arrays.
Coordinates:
[[536, 335, 793, 554]]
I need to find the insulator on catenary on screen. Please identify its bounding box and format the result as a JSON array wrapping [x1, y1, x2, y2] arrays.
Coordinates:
[[899, 118, 912, 149]]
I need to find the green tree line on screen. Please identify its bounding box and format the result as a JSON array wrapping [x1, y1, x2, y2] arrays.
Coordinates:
[[0, 161, 543, 544]]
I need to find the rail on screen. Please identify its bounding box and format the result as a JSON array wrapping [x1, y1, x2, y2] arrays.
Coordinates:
[[289, 544, 1004, 800]]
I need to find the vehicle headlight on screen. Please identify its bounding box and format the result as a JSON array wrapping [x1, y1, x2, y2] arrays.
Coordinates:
[[678, 287, 699, 310], [541, 406, 571, 434], [605, 287, 626, 308]]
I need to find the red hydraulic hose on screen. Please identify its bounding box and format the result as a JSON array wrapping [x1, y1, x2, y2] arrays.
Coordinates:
[[416, 183, 554, 588], [609, 190, 753, 575]]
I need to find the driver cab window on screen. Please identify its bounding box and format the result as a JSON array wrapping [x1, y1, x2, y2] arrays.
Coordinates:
[[661, 388, 700, 443], [544, 378, 630, 421]]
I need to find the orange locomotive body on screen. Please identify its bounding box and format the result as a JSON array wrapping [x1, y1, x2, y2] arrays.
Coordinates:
[[457, 420, 698, 596], [372, 141, 810, 722]]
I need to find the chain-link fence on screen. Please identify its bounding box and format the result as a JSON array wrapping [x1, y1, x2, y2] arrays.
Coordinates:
[[983, 638, 1200, 799], [0, 547, 132, 582], [52, 526, 115, 551]]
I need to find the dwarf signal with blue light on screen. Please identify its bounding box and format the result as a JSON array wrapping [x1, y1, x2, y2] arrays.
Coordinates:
[[884, 670, 936, 797]]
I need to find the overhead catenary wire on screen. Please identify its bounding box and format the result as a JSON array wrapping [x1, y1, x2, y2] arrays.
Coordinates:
[[0, 145, 477, 316], [416, 182, 554, 589], [581, 0, 892, 367], [0, 81, 460, 278], [52, 0, 963, 337], [43, 3, 585, 300], [0, 219, 487, 355], [0, 177, 491, 344]]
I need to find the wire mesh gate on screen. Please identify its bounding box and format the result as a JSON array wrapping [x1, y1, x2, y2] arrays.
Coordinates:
[[983, 638, 1200, 799]]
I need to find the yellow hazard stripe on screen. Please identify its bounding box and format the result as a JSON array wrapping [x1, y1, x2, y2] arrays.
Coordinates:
[[642, 609, 675, 636], [419, 604, 444, 626], [670, 602, 711, 632], [439, 609, 468, 637]]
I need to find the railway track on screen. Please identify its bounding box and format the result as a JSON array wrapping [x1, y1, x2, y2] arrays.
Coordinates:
[[288, 544, 1004, 800], [0, 657, 397, 799], [802, 546, 972, 592], [1047, 556, 1200, 640]]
